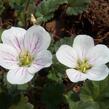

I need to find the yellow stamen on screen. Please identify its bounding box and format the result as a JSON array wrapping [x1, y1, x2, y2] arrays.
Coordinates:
[[76, 59, 92, 73], [19, 51, 33, 67]]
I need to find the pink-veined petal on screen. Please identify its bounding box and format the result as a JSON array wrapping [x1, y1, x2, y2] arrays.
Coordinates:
[[7, 67, 34, 84], [86, 65, 109, 81], [73, 35, 94, 60], [24, 25, 51, 53], [66, 69, 87, 82], [87, 44, 109, 65], [1, 27, 26, 52], [56, 45, 77, 68], [28, 50, 52, 74], [0, 44, 18, 69]]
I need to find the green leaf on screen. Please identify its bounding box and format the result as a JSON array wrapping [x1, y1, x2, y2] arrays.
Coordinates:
[[42, 82, 64, 109], [35, 0, 67, 22], [64, 78, 109, 109], [66, 0, 91, 15], [80, 78, 109, 102], [49, 37, 74, 54], [47, 68, 60, 82], [65, 91, 80, 102], [48, 37, 74, 82], [64, 91, 80, 109], [79, 101, 99, 109], [35, 0, 91, 22], [65, 91, 99, 109], [0, 92, 11, 109], [80, 78, 109, 109], [47, 53, 67, 83], [9, 0, 25, 10], [17, 84, 29, 91], [9, 95, 33, 109]]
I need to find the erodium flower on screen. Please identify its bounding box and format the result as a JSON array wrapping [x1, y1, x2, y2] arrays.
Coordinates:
[[56, 35, 109, 82], [0, 25, 52, 84]]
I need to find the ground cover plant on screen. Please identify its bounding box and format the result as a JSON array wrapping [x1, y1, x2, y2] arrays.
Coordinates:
[[0, 0, 109, 109]]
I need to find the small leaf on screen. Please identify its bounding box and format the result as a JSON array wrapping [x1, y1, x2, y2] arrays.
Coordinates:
[[64, 91, 80, 109], [17, 84, 29, 91], [80, 78, 109, 109], [9, 95, 34, 109], [49, 37, 74, 54], [35, 0, 67, 22], [65, 91, 99, 109], [42, 82, 64, 109], [66, 0, 91, 15]]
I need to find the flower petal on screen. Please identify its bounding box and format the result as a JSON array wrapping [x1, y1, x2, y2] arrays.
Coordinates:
[[87, 44, 109, 65], [56, 45, 77, 68], [66, 69, 87, 82], [0, 44, 18, 69], [7, 67, 34, 84], [24, 25, 51, 53], [1, 27, 26, 52], [86, 65, 109, 81], [28, 50, 52, 74], [73, 35, 94, 60]]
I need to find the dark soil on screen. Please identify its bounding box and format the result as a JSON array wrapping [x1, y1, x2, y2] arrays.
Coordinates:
[[45, 0, 109, 46]]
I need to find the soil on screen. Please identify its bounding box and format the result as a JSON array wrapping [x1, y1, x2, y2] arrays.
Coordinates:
[[45, 0, 109, 46]]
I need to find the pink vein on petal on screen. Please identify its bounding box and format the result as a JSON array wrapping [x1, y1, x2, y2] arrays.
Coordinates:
[[7, 38, 18, 50], [21, 68, 25, 76], [3, 57, 16, 61], [31, 34, 40, 53], [29, 33, 35, 50], [14, 68, 20, 77], [0, 50, 16, 58], [31, 64, 44, 71], [15, 36, 21, 50]]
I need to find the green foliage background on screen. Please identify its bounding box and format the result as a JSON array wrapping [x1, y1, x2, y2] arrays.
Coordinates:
[[0, 0, 109, 109]]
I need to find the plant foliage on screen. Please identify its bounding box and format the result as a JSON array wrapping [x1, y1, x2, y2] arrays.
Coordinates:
[[35, 0, 91, 23]]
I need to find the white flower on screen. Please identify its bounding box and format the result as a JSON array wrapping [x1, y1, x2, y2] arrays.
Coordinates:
[[0, 25, 52, 84], [56, 35, 109, 82]]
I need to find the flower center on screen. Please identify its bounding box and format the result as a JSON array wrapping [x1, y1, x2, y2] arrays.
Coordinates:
[[75, 59, 92, 73], [19, 51, 33, 67]]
